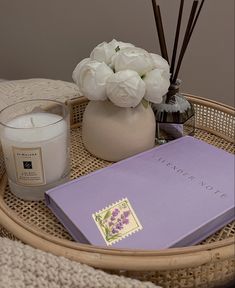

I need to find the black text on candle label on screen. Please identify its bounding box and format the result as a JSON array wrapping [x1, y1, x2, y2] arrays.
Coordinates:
[[12, 147, 45, 186]]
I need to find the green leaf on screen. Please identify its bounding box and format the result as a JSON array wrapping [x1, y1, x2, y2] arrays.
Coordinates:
[[103, 210, 111, 220], [95, 215, 102, 222], [107, 234, 121, 241], [141, 98, 149, 109], [115, 46, 120, 52], [105, 226, 110, 236]]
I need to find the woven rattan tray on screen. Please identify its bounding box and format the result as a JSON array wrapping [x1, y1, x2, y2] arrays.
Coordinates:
[[0, 95, 234, 288]]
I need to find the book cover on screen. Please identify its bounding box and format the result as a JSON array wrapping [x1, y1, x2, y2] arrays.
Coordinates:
[[45, 136, 235, 250]]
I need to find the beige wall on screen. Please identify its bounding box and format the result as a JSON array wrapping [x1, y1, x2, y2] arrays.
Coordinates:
[[0, 0, 234, 106]]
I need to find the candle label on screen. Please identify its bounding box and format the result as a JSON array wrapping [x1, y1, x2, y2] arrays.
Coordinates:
[[12, 147, 45, 186]]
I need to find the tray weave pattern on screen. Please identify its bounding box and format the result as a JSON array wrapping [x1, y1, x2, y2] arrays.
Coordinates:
[[0, 95, 235, 288], [1, 127, 235, 244]]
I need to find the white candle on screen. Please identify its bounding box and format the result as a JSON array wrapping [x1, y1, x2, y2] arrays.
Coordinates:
[[1, 112, 70, 200]]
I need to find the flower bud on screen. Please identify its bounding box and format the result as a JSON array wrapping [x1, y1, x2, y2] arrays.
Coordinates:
[[150, 53, 170, 72], [106, 70, 146, 107], [144, 69, 170, 103], [73, 60, 113, 100], [113, 47, 153, 76]]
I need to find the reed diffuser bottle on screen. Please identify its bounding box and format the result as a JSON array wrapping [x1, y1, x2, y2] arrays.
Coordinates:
[[151, 0, 205, 143], [153, 80, 195, 143]]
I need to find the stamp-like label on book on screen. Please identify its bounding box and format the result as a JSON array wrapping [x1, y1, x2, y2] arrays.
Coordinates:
[[92, 198, 143, 246]]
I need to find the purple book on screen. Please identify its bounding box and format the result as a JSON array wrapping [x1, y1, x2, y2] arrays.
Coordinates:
[[45, 136, 235, 250]]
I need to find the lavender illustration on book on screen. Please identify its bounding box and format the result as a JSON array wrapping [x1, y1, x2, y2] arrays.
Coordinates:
[[95, 208, 130, 241], [93, 198, 143, 245]]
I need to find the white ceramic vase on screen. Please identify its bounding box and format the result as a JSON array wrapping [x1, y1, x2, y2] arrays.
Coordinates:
[[82, 100, 156, 161]]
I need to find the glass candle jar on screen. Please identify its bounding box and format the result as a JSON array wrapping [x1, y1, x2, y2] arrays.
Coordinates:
[[0, 100, 70, 201]]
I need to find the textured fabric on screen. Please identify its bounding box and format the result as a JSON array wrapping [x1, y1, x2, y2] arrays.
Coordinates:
[[0, 78, 81, 111], [0, 226, 17, 240], [0, 237, 159, 288]]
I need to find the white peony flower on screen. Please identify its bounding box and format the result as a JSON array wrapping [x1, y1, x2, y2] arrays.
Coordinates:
[[72, 41, 171, 106], [114, 40, 135, 50], [75, 60, 114, 101], [90, 41, 116, 65], [113, 47, 153, 76], [107, 39, 135, 51], [109, 39, 135, 69], [106, 70, 146, 108], [143, 69, 170, 104], [150, 53, 170, 72], [72, 58, 90, 86]]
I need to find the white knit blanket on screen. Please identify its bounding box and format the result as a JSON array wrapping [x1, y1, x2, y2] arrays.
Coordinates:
[[0, 78, 81, 111], [0, 237, 159, 288]]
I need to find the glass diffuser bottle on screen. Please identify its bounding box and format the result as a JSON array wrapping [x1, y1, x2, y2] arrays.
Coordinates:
[[153, 80, 195, 144]]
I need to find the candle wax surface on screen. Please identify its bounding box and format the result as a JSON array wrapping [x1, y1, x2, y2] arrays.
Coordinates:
[[3, 113, 66, 142]]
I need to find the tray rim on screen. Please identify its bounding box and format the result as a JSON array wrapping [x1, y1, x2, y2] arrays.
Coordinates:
[[0, 175, 234, 270], [0, 94, 234, 270]]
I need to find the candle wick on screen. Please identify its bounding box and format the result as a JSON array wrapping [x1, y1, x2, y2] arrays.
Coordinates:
[[30, 117, 35, 128]]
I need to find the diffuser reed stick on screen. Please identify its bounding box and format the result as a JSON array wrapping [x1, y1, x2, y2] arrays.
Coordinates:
[[170, 0, 184, 82], [151, 0, 205, 89], [188, 0, 205, 42], [151, 0, 169, 62], [172, 0, 199, 84]]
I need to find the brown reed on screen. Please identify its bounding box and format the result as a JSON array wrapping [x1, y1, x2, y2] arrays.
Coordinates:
[[151, 0, 206, 86]]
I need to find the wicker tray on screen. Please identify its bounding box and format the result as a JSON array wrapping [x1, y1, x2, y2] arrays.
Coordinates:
[[0, 95, 234, 288]]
